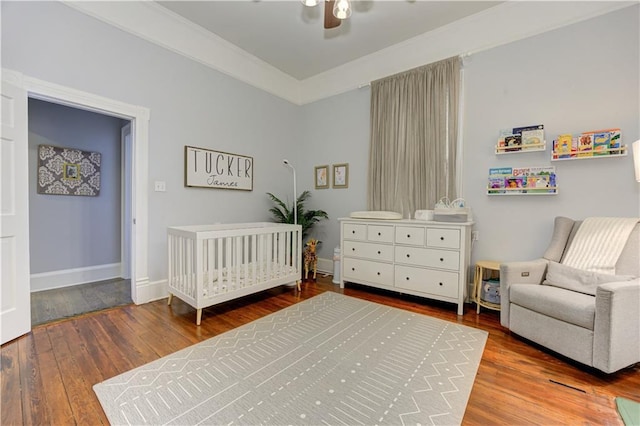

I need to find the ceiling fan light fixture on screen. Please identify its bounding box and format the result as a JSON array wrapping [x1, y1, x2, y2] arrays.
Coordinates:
[[333, 0, 352, 20], [301, 0, 321, 6]]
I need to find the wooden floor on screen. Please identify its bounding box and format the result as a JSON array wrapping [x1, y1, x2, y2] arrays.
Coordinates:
[[2, 276, 638, 425]]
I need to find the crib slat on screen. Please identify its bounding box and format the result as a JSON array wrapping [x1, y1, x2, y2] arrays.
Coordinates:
[[217, 238, 224, 294], [207, 238, 214, 296]]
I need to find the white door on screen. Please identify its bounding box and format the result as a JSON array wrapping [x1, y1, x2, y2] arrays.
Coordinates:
[[1, 76, 31, 344]]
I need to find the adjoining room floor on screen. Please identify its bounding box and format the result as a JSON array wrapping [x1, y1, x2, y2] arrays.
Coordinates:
[[30, 278, 132, 326]]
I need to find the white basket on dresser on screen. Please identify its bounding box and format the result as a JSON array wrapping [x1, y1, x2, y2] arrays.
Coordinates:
[[339, 218, 474, 315]]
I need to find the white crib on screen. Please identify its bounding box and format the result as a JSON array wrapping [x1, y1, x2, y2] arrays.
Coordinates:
[[167, 222, 302, 325]]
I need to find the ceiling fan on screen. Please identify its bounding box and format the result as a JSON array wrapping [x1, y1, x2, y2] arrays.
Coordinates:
[[302, 0, 352, 29]]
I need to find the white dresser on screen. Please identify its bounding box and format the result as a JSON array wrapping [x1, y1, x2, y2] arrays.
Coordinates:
[[339, 218, 473, 315]]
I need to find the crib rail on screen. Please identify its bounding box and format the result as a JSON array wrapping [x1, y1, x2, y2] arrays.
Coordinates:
[[167, 223, 302, 312]]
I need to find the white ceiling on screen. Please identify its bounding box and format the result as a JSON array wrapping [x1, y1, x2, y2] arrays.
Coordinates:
[[66, 1, 635, 104], [156, 1, 503, 80]]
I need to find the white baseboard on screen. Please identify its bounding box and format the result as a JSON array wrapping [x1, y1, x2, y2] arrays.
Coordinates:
[[30, 263, 122, 292], [317, 257, 333, 275], [134, 279, 167, 304]]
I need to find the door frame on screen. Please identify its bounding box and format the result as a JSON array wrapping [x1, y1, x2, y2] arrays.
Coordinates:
[[121, 123, 132, 280], [7, 69, 151, 304]]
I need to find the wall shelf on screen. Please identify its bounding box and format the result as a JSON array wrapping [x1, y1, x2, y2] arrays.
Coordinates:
[[488, 166, 557, 196], [495, 141, 546, 155], [551, 145, 627, 161]]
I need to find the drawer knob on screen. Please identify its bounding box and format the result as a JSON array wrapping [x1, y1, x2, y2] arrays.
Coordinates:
[[440, 258, 444, 261], [440, 236, 444, 241], [351, 267, 355, 271], [378, 232, 381, 236], [377, 272, 381, 276], [439, 282, 443, 286], [406, 254, 410, 258], [407, 234, 411, 238], [352, 247, 355, 251], [352, 230, 355, 234], [377, 250, 381, 254], [405, 277, 410, 281]]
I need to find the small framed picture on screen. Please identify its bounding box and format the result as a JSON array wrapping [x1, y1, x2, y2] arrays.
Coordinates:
[[63, 163, 80, 181], [315, 165, 329, 189], [332, 163, 349, 188]]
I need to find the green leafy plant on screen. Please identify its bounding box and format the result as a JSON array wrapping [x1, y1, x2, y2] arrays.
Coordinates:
[[266, 190, 328, 239]]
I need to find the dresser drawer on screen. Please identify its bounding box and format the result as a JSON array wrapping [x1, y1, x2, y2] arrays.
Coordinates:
[[343, 240, 393, 262], [426, 228, 460, 249], [395, 226, 426, 246], [367, 225, 394, 243], [343, 223, 367, 241], [343, 258, 394, 286], [394, 265, 459, 298], [395, 246, 460, 270]]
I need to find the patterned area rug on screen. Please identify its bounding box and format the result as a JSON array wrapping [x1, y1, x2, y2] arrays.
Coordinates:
[[94, 292, 487, 425]]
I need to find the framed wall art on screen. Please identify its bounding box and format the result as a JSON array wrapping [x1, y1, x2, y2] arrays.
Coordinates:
[[333, 163, 349, 188], [37, 145, 101, 196], [314, 165, 329, 189], [185, 146, 254, 191]]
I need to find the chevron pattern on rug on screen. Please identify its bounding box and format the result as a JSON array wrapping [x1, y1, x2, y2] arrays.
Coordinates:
[[94, 292, 487, 425]]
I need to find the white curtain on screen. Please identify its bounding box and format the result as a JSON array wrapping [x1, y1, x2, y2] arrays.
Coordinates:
[[367, 56, 461, 217]]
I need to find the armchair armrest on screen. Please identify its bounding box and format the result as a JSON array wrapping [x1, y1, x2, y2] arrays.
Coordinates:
[[499, 258, 549, 328], [593, 278, 640, 373]]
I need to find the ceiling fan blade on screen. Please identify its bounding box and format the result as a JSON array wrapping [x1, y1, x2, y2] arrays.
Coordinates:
[[324, 0, 341, 29]]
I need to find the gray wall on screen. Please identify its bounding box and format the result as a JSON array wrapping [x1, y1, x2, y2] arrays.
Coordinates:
[[28, 99, 124, 274], [302, 5, 640, 262], [298, 88, 371, 259], [462, 5, 640, 264], [2, 1, 301, 281], [3, 2, 639, 281]]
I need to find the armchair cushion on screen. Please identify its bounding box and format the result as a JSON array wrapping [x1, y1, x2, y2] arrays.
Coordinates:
[[510, 284, 596, 330], [543, 216, 575, 262], [542, 261, 635, 296]]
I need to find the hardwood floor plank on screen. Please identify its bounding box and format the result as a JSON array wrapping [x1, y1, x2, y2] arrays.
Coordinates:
[[16, 332, 51, 425], [1, 340, 23, 425], [31, 328, 75, 425], [4, 276, 639, 425], [46, 322, 108, 425]]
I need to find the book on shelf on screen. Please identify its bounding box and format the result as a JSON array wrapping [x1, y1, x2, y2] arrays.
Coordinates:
[[487, 166, 556, 194], [578, 133, 594, 157], [488, 175, 506, 194], [593, 132, 611, 156], [504, 135, 522, 152], [554, 134, 575, 159], [521, 128, 544, 150], [506, 176, 525, 193]]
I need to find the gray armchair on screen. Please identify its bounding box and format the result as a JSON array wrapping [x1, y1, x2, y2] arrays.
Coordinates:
[[500, 216, 640, 374]]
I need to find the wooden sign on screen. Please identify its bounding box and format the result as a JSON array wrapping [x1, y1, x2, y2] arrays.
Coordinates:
[[185, 146, 253, 191]]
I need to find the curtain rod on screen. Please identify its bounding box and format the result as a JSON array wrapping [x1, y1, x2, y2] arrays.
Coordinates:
[[358, 52, 472, 89]]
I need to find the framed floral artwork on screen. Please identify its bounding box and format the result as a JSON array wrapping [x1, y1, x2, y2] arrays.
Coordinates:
[[315, 165, 329, 189], [332, 163, 349, 188], [37, 145, 101, 196]]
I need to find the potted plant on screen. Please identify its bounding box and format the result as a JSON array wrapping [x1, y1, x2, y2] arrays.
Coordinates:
[[266, 190, 328, 240]]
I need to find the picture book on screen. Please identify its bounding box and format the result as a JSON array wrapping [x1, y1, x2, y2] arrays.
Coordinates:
[[525, 174, 555, 193], [593, 132, 610, 156], [521, 129, 544, 150], [512, 124, 544, 135], [609, 129, 622, 154], [504, 135, 522, 152], [555, 134, 574, 159], [578, 133, 594, 157], [506, 176, 525, 193], [488, 175, 506, 194]]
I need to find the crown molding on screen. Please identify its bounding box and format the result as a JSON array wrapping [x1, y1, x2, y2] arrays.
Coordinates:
[[63, 1, 301, 104], [63, 1, 634, 106], [298, 1, 636, 104]]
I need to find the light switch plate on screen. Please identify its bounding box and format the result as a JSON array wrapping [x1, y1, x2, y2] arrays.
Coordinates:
[[154, 181, 166, 192]]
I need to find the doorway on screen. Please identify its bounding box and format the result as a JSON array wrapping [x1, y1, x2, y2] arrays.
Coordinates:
[[27, 98, 133, 325], [0, 70, 150, 345]]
